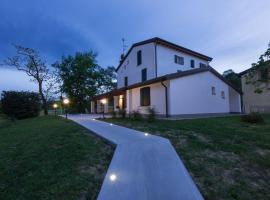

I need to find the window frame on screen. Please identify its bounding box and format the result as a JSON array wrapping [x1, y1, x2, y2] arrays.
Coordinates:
[[200, 63, 207, 68], [137, 50, 142, 66], [190, 59, 195, 68], [221, 91, 225, 99], [211, 86, 216, 95], [124, 76, 128, 87], [140, 87, 150, 106], [141, 68, 147, 82], [174, 55, 184, 65]]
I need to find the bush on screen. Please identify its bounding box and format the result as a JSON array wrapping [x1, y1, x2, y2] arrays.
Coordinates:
[[1, 91, 41, 120], [110, 110, 117, 118], [147, 107, 157, 122], [132, 110, 142, 121], [241, 112, 264, 124], [118, 109, 126, 118]]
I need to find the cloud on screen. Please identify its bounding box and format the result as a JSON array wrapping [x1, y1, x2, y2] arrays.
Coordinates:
[[0, 0, 269, 92]]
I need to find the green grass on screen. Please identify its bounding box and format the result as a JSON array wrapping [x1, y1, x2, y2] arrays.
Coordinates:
[[0, 116, 113, 200], [103, 115, 270, 200]]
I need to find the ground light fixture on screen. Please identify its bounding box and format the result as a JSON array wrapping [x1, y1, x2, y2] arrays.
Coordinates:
[[144, 132, 149, 136], [109, 173, 117, 182], [110, 123, 113, 126]]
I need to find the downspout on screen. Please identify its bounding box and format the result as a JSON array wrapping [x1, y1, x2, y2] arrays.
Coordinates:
[[154, 43, 157, 77], [161, 81, 169, 118]]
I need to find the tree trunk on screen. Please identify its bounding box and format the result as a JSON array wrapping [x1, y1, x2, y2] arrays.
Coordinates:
[[38, 81, 48, 115]]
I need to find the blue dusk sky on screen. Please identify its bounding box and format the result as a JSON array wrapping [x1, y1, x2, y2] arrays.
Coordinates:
[[0, 0, 270, 93]]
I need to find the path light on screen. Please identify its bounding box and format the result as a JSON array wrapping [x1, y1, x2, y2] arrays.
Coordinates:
[[100, 98, 107, 119], [92, 118, 96, 121], [63, 98, 70, 119], [109, 173, 117, 182], [53, 103, 58, 116], [144, 132, 149, 136], [63, 98, 70, 105], [110, 123, 113, 126]]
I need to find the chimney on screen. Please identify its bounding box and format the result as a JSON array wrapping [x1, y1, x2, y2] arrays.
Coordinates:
[[120, 54, 125, 63]]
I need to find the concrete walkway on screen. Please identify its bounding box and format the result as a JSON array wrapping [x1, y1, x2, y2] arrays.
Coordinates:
[[68, 114, 204, 200]]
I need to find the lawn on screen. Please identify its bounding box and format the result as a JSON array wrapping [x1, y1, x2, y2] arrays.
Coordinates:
[[0, 116, 113, 200], [104, 115, 270, 200]]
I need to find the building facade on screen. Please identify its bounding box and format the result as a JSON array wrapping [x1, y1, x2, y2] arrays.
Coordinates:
[[240, 68, 270, 113], [91, 37, 242, 116]]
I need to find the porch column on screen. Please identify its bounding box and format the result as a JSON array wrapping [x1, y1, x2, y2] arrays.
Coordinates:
[[126, 90, 132, 114]]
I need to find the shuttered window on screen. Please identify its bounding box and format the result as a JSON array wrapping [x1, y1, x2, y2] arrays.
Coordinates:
[[190, 60, 195, 68], [124, 76, 128, 87], [137, 50, 142, 66], [141, 68, 147, 82]]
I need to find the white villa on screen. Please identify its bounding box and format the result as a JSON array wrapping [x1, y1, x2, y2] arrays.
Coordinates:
[[91, 37, 242, 117]]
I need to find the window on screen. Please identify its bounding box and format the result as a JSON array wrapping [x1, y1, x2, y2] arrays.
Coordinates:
[[211, 86, 216, 95], [221, 91, 225, 99], [137, 50, 142, 66], [124, 76, 128, 87], [190, 60, 195, 68], [141, 68, 147, 82], [140, 87, 150, 106], [200, 63, 207, 68], [174, 55, 184, 65]]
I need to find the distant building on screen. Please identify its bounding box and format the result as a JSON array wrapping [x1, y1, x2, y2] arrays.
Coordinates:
[[91, 37, 242, 117], [239, 67, 270, 113]]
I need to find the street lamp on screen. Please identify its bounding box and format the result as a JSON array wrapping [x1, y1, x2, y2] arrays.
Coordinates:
[[63, 98, 70, 119], [101, 98, 107, 119], [53, 103, 58, 116]]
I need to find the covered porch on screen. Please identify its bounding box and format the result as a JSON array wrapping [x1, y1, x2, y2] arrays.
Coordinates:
[[90, 89, 126, 114]]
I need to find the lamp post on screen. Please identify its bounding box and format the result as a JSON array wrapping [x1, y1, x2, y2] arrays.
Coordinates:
[[53, 103, 58, 116], [101, 98, 107, 119], [63, 98, 70, 119]]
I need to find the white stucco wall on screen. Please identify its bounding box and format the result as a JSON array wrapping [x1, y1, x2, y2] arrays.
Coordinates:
[[168, 71, 231, 115], [117, 42, 156, 88], [229, 87, 242, 113], [156, 44, 209, 77], [126, 82, 166, 115]]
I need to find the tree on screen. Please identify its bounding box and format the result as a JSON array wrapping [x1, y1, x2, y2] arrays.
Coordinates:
[[245, 42, 270, 93], [98, 66, 117, 93], [3, 45, 54, 115], [223, 69, 241, 90], [53, 51, 102, 113]]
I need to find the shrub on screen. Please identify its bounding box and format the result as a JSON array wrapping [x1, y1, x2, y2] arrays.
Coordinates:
[[132, 110, 142, 121], [118, 109, 126, 118], [241, 112, 264, 124], [110, 110, 117, 118], [147, 107, 157, 122], [1, 91, 41, 120]]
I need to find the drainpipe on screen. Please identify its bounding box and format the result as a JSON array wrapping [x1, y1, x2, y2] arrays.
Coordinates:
[[154, 43, 158, 77], [161, 81, 169, 118]]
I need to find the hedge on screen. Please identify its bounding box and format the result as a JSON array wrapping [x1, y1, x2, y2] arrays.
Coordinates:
[[1, 91, 41, 119]]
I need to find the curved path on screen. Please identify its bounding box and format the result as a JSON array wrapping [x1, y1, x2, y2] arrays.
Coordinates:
[[68, 114, 204, 200]]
